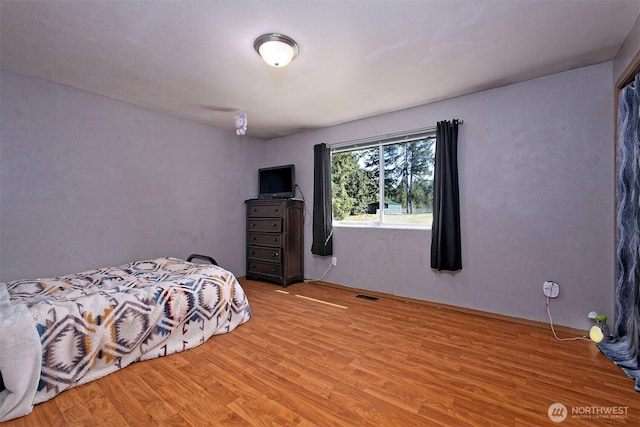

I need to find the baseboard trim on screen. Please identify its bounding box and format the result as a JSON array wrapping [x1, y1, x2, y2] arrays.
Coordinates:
[[238, 275, 587, 337], [322, 280, 588, 336]]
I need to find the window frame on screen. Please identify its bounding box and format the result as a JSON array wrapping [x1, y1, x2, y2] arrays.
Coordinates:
[[330, 128, 437, 230]]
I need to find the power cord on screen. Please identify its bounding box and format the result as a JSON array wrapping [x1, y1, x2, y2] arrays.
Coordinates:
[[303, 262, 334, 283], [545, 294, 589, 341], [295, 184, 313, 226]]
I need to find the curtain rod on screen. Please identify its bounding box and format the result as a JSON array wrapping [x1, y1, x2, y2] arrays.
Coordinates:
[[329, 119, 463, 150]]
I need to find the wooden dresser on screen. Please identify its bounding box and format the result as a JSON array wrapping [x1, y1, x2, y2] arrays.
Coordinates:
[[245, 198, 304, 287]]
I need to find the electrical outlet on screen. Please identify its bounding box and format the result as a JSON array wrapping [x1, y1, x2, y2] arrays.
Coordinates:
[[543, 281, 559, 298], [331, 257, 337, 266]]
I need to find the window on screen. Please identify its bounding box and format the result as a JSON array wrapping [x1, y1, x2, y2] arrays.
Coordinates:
[[331, 131, 436, 227]]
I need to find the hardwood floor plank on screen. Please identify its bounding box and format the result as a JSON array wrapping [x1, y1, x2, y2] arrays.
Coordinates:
[[95, 373, 160, 426], [226, 396, 304, 427], [118, 365, 179, 422], [3, 278, 639, 426]]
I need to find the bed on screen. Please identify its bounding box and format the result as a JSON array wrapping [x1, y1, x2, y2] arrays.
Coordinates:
[[0, 256, 252, 422]]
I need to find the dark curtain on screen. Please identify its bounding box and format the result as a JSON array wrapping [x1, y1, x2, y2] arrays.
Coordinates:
[[311, 143, 333, 255], [430, 120, 461, 271], [598, 73, 640, 392]]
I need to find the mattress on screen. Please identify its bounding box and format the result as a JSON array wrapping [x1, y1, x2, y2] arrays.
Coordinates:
[[0, 257, 252, 421]]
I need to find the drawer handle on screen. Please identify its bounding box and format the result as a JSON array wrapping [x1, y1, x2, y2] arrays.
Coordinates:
[[274, 208, 279, 213], [251, 223, 256, 227], [272, 223, 277, 227], [272, 268, 277, 272], [273, 252, 279, 257], [252, 236, 257, 241], [273, 238, 278, 242], [251, 251, 255, 255]]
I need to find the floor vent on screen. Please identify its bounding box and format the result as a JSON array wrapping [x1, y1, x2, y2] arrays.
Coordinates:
[[356, 294, 379, 301]]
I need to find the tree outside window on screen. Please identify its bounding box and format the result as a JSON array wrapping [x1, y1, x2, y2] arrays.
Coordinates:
[[331, 135, 435, 226]]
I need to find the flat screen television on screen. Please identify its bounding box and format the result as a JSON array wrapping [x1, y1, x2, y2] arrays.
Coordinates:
[[258, 164, 295, 199]]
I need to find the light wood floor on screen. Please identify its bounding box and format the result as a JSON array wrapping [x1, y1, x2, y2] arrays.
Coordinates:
[[5, 278, 639, 426]]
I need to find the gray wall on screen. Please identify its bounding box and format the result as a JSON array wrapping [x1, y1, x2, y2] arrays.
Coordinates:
[[613, 13, 640, 84], [262, 62, 615, 330], [0, 69, 262, 281], [0, 60, 620, 330]]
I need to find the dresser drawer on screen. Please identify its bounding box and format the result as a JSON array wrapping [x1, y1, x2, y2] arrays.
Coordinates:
[[248, 203, 284, 218], [247, 260, 282, 278], [247, 246, 281, 262], [248, 218, 282, 232], [248, 232, 281, 247], [245, 198, 303, 287]]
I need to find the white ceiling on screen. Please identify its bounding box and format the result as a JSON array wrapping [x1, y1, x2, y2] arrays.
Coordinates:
[[1, 0, 639, 140]]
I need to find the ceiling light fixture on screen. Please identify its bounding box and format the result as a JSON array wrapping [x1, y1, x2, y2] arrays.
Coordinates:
[[254, 33, 299, 68]]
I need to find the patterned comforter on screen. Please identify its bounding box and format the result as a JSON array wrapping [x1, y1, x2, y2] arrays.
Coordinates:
[[0, 257, 251, 421]]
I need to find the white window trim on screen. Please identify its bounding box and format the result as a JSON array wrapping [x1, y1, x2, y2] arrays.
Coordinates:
[[330, 127, 437, 230], [332, 222, 432, 231]]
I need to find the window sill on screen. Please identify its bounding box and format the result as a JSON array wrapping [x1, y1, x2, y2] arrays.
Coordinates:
[[333, 222, 431, 231]]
